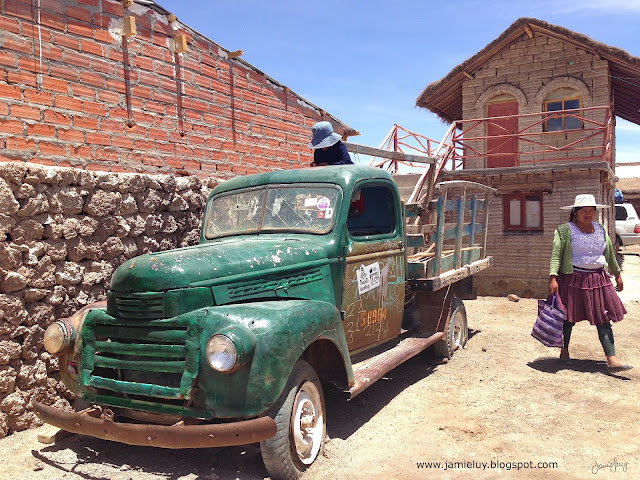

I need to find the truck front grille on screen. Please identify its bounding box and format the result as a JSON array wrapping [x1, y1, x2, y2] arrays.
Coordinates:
[[112, 291, 165, 319], [78, 311, 205, 416]]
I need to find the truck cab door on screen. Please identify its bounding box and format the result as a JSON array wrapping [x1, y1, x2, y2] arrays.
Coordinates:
[[341, 181, 405, 352]]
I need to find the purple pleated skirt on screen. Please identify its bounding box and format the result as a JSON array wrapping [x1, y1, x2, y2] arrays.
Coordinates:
[[557, 269, 626, 325]]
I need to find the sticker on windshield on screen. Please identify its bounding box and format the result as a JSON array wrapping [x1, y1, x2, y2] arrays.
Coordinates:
[[356, 262, 381, 295], [304, 197, 318, 207], [324, 207, 334, 219], [317, 197, 331, 211]]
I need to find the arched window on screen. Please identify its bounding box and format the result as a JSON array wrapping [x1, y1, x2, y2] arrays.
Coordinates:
[[486, 93, 517, 106], [543, 88, 582, 132]]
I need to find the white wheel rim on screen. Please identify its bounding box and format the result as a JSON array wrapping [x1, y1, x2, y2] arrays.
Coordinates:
[[291, 381, 324, 465], [452, 310, 465, 350]]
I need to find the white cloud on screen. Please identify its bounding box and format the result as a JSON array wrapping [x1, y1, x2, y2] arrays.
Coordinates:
[[616, 119, 640, 132], [581, 0, 640, 12], [536, 0, 640, 14]]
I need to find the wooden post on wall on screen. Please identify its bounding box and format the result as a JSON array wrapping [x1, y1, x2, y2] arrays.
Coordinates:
[[174, 52, 185, 137], [121, 35, 135, 129]]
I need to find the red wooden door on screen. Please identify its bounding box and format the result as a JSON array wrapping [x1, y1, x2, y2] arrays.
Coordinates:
[[487, 101, 518, 168]]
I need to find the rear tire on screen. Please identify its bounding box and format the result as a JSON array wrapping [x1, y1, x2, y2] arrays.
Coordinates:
[[260, 360, 326, 480], [433, 299, 467, 359]]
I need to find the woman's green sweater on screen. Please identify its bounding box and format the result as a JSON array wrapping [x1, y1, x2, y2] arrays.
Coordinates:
[[549, 222, 620, 276]]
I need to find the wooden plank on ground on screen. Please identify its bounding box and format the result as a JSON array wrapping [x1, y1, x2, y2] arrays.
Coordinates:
[[37, 425, 74, 444]]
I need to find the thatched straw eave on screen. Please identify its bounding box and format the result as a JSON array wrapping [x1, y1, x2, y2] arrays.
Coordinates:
[[416, 17, 640, 126]]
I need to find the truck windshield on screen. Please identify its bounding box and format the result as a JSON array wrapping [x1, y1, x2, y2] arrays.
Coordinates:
[[204, 185, 341, 238]]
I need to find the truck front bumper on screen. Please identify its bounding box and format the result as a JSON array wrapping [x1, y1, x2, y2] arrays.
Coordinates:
[[33, 401, 276, 449]]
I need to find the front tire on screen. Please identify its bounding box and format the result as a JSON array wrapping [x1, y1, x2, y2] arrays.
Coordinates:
[[260, 360, 326, 480], [433, 299, 468, 359]]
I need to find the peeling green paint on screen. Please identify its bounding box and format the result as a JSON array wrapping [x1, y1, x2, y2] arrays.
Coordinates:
[[67, 166, 400, 420]]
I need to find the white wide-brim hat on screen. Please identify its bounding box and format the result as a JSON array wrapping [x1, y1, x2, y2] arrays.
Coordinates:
[[560, 194, 610, 210]]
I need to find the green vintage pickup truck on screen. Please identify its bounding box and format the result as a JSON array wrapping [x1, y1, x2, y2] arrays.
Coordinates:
[[35, 165, 493, 480]]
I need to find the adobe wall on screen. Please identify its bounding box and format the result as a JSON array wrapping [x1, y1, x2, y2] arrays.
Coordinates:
[[0, 0, 336, 176], [0, 162, 211, 437], [452, 32, 618, 297], [460, 170, 611, 298], [461, 33, 612, 168]]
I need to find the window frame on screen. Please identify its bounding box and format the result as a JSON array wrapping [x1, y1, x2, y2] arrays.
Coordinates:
[[347, 182, 399, 240], [203, 183, 342, 239], [615, 205, 629, 221], [542, 96, 583, 132], [503, 192, 544, 232]]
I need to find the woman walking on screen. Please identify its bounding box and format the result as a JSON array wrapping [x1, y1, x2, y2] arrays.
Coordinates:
[[548, 194, 632, 374]]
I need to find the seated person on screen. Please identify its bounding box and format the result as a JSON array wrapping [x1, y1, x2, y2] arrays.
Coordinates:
[[308, 121, 354, 166]]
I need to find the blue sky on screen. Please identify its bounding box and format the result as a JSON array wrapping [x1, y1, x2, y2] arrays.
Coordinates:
[[157, 0, 640, 177]]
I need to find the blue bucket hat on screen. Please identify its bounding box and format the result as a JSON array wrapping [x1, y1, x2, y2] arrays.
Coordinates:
[[308, 121, 342, 149]]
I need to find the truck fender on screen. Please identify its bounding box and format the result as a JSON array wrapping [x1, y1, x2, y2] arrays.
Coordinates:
[[196, 300, 353, 418]]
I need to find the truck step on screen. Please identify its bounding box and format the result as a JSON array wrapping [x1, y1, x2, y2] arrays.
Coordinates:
[[348, 331, 444, 398]]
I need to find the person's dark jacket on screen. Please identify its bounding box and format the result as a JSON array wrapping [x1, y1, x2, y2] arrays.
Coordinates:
[[313, 141, 353, 165]]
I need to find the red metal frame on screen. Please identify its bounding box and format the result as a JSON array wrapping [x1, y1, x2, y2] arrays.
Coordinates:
[[369, 124, 441, 173], [450, 106, 613, 167], [373, 106, 613, 207]]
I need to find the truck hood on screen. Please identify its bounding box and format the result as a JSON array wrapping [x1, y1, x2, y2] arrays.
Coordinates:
[[110, 238, 328, 293]]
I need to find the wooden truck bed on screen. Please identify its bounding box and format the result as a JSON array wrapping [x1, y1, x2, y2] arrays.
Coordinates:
[[403, 180, 497, 292], [343, 141, 496, 293]]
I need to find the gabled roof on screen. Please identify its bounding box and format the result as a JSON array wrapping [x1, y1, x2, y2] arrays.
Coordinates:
[[416, 18, 640, 125]]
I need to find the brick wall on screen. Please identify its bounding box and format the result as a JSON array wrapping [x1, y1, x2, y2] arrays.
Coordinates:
[[0, 0, 344, 177], [449, 31, 618, 298]]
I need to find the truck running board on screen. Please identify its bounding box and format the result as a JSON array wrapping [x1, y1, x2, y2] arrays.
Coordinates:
[[348, 332, 444, 398]]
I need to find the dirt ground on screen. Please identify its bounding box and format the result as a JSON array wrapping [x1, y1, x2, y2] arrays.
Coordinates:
[[1, 249, 639, 480]]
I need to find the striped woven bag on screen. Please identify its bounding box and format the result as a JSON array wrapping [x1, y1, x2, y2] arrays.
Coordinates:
[[531, 295, 565, 348]]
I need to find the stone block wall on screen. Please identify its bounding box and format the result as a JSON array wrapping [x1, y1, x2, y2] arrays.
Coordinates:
[[0, 162, 211, 437], [0, 0, 346, 176]]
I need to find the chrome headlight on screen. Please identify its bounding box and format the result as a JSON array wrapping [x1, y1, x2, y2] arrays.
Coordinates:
[[44, 321, 72, 354], [43, 300, 107, 355], [206, 335, 238, 372]]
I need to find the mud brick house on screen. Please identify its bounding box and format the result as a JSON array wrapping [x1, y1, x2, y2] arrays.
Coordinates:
[[0, 0, 355, 178], [416, 17, 640, 298]]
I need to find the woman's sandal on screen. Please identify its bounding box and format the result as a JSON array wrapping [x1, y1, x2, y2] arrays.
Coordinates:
[[607, 365, 633, 374]]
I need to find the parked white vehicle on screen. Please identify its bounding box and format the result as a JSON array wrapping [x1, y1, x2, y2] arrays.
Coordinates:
[[615, 203, 640, 249]]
